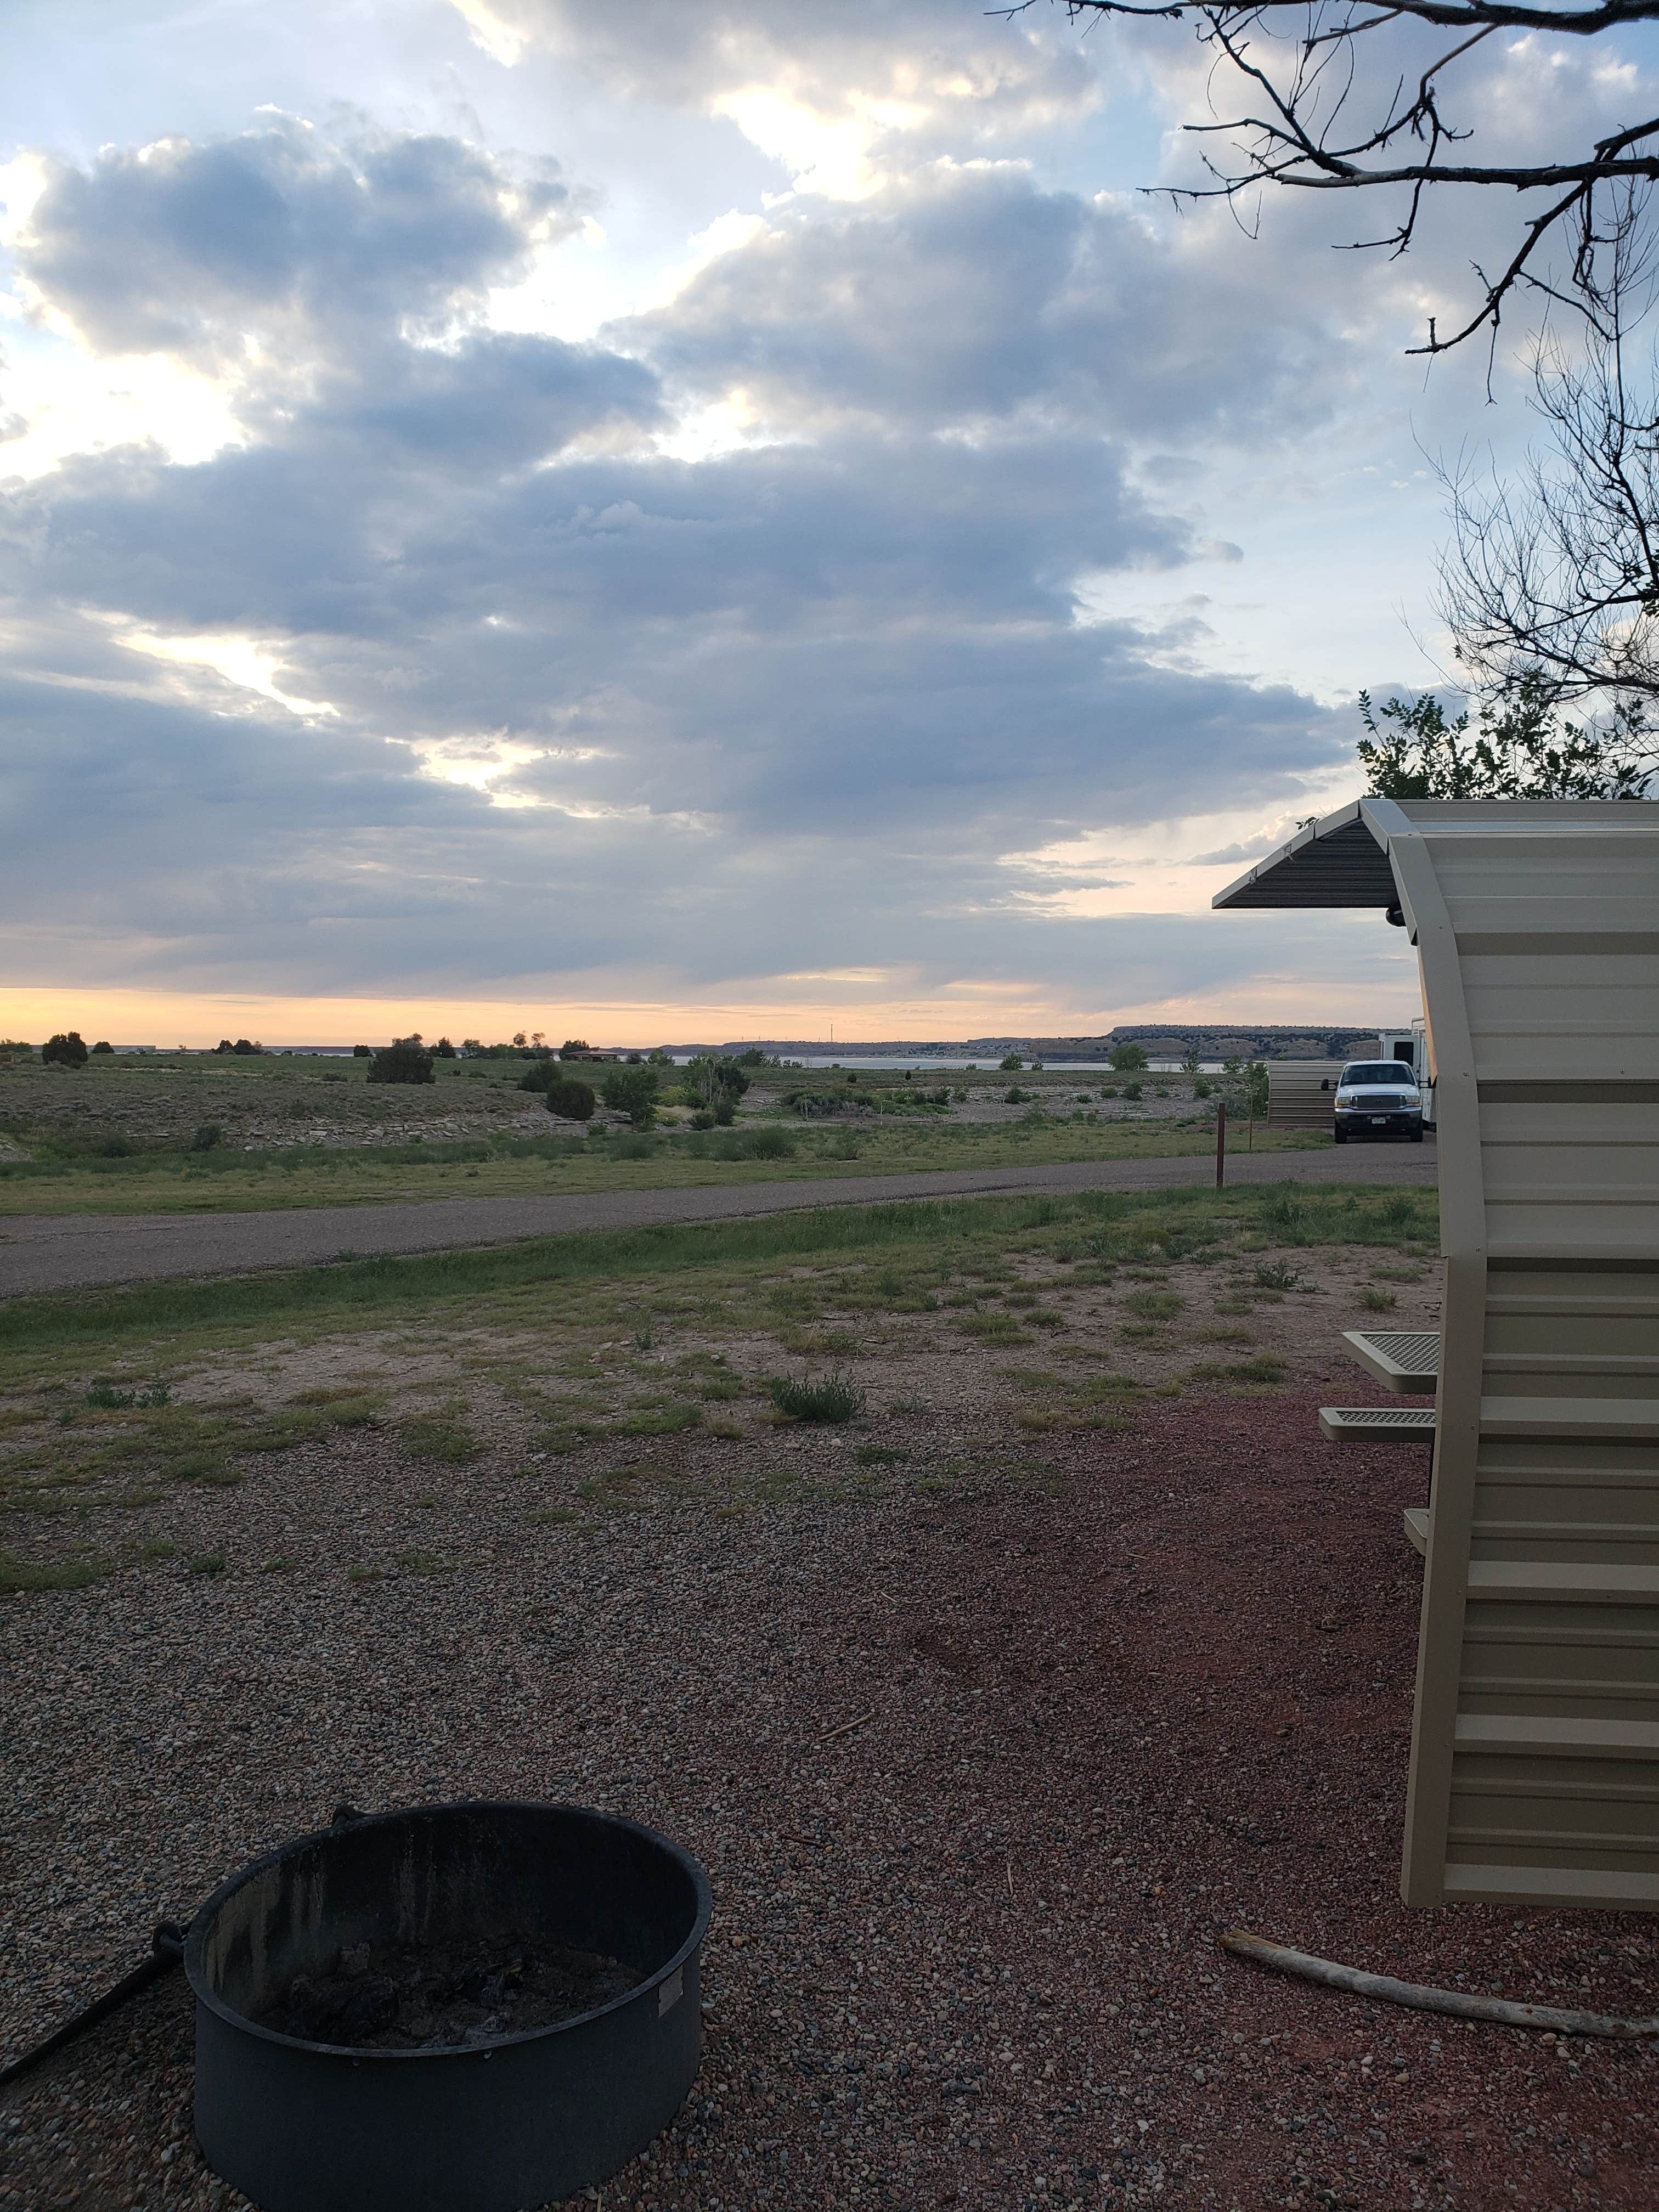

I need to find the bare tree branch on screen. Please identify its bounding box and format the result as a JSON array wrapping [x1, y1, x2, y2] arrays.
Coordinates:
[[1006, 0, 1659, 349]]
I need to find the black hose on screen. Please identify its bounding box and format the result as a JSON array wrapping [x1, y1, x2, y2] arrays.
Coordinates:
[[0, 1922, 185, 2095]]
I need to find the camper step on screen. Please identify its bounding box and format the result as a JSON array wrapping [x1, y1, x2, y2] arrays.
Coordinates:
[[1319, 1406, 1437, 1442], [1404, 1506, 1429, 1555], [1342, 1329, 1440, 1393]]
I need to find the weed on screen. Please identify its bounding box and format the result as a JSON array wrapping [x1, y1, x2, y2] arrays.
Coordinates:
[[633, 1314, 655, 1350], [1252, 1261, 1304, 1291], [397, 1410, 481, 1463], [1189, 1355, 1289, 1387], [617, 1401, 703, 1435], [1361, 1286, 1399, 1311], [394, 1549, 456, 1576], [0, 1549, 105, 1592], [261, 1555, 299, 1573], [186, 1552, 226, 1577], [766, 1373, 867, 1423], [524, 1505, 579, 1526], [346, 1565, 383, 1583], [853, 1443, 909, 1465], [84, 1380, 172, 1409], [1124, 1289, 1186, 1319], [136, 1539, 178, 1561]]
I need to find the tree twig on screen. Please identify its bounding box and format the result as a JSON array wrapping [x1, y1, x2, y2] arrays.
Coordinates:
[[812, 1707, 876, 1746], [1223, 1927, 1659, 2039]]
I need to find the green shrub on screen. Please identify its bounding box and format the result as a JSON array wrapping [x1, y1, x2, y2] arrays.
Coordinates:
[[1005, 1085, 1029, 1104], [1193, 1077, 1211, 1099], [610, 1133, 657, 1159], [367, 1037, 435, 1086], [689, 1109, 715, 1131], [602, 1065, 661, 1129], [353, 1043, 370, 1057], [713, 1099, 736, 1126], [766, 1372, 867, 1422], [710, 1125, 794, 1161], [998, 1053, 1024, 1071], [191, 1124, 223, 1152], [1110, 1042, 1150, 1073], [42, 1031, 89, 1069], [1252, 1260, 1303, 1289], [543, 1078, 597, 1122], [1121, 1081, 1142, 1101], [97, 1136, 133, 1158], [91, 1040, 114, 1055]]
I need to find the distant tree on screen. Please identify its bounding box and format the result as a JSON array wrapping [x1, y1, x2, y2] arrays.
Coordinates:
[[1109, 1042, 1150, 1073], [352, 1043, 370, 1057], [91, 1040, 114, 1054], [602, 1065, 660, 1129], [215, 1039, 235, 1054], [232, 1038, 263, 1056], [0, 1040, 33, 1062], [562, 1037, 591, 1056], [367, 1036, 436, 1086], [1244, 1062, 1271, 1121], [543, 1078, 597, 1122], [532, 1030, 546, 1049], [647, 1048, 675, 1066], [512, 1031, 527, 1049], [998, 1052, 1024, 1071], [1358, 679, 1657, 799], [625, 1051, 643, 1065], [433, 1036, 457, 1058], [1181, 1048, 1201, 1076], [459, 1039, 483, 1058], [42, 1031, 88, 1068]]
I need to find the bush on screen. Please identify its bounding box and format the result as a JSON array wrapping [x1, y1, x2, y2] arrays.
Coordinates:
[[713, 1098, 736, 1126], [603, 1065, 660, 1128], [689, 1109, 715, 1131], [766, 1372, 867, 1423], [1193, 1077, 1212, 1099], [215, 1039, 235, 1054], [433, 1036, 456, 1058], [191, 1124, 223, 1152], [353, 1043, 371, 1057], [232, 1038, 262, 1056], [91, 1040, 114, 1055], [367, 1036, 435, 1086], [1121, 1081, 1143, 1101], [1110, 1042, 1150, 1073], [543, 1079, 597, 1121], [998, 1052, 1024, 1071], [42, 1031, 89, 1068], [1005, 1085, 1029, 1104], [98, 1136, 133, 1158]]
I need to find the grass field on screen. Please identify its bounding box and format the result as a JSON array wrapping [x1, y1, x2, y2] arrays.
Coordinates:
[[0, 1050, 1317, 1215], [0, 1176, 1440, 1591]]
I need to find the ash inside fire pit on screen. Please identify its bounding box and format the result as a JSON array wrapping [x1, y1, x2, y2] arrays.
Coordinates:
[[261, 1935, 639, 2050]]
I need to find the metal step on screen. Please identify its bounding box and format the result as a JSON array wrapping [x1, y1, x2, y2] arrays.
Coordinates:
[[1319, 1405, 1437, 1443], [1403, 1506, 1429, 1556], [1342, 1328, 1440, 1393]]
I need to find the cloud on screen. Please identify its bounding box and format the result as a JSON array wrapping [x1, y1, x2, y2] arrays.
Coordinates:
[[447, 0, 1103, 194], [12, 115, 582, 365], [622, 162, 1346, 443], [1, 105, 1372, 1024]]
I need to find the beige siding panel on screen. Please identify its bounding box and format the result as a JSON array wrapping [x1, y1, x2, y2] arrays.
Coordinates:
[[1216, 797, 1659, 1914]]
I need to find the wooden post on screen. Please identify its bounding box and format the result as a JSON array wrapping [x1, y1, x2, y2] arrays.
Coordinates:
[[1215, 1099, 1227, 1188]]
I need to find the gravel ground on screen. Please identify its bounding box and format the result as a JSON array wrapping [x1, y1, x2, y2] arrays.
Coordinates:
[[0, 1143, 1436, 1298], [4, 1375, 1654, 2212]]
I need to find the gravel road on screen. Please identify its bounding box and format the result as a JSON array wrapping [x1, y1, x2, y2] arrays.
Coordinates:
[[0, 1144, 1436, 1299]]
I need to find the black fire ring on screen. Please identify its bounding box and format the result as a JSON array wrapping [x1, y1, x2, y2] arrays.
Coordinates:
[[184, 1799, 712, 2212]]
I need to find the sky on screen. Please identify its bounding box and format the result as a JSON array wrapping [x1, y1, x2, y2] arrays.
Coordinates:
[[2, 0, 1646, 1045]]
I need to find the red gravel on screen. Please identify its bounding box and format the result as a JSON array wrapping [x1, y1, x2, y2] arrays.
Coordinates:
[[3, 1385, 1656, 2211]]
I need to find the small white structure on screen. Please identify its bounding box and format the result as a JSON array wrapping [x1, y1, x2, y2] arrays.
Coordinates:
[[1217, 797, 1659, 1912]]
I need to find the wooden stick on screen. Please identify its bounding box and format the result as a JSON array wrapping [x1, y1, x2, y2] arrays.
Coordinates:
[[1222, 1928, 1659, 2040], [812, 1707, 876, 1746]]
